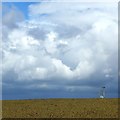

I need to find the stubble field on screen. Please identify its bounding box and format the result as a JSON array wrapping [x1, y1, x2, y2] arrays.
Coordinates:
[[2, 98, 119, 118]]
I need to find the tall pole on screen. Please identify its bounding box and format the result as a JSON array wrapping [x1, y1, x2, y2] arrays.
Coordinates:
[[100, 86, 105, 98]]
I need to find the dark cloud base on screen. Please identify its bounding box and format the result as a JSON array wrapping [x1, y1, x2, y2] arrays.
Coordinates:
[[2, 85, 118, 100]]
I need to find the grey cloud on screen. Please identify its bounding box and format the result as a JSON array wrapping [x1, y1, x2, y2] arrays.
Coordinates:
[[28, 27, 48, 40], [55, 24, 81, 39]]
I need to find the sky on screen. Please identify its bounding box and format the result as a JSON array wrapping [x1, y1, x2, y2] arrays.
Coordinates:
[[2, 1, 118, 100]]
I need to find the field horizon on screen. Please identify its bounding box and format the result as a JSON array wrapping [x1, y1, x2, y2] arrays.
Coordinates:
[[1, 97, 119, 101]]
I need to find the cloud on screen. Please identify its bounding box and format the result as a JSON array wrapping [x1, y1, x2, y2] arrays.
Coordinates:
[[2, 2, 118, 99], [2, 4, 24, 29]]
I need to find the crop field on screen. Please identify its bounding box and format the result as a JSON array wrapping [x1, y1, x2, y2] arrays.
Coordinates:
[[2, 98, 119, 118]]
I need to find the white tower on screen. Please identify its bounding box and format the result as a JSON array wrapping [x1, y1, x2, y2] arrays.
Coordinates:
[[100, 86, 105, 98]]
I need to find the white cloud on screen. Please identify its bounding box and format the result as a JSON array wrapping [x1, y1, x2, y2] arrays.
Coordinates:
[[2, 2, 118, 93]]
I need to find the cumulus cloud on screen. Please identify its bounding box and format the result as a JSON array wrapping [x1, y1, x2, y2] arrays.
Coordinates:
[[2, 2, 118, 99]]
